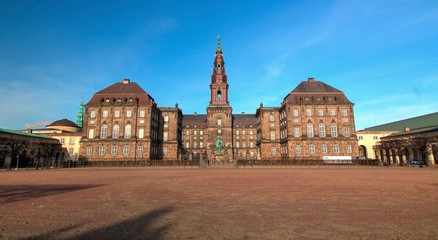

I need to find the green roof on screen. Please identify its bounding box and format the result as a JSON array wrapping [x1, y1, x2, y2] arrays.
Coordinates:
[[363, 112, 438, 131], [0, 128, 52, 139]]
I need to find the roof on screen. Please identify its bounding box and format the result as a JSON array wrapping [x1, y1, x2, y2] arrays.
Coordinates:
[[0, 128, 52, 139], [381, 125, 438, 139], [284, 78, 352, 105], [47, 118, 80, 128], [233, 114, 257, 124], [86, 79, 155, 106], [291, 78, 342, 93], [363, 112, 438, 131], [183, 114, 207, 126]]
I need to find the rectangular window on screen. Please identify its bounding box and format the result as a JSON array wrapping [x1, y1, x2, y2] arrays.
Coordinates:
[[270, 131, 275, 140], [218, 129, 222, 134], [103, 110, 108, 118], [69, 138, 75, 145], [236, 142, 240, 148], [137, 146, 143, 155], [271, 147, 276, 155], [250, 142, 254, 148], [249, 130, 253, 135], [186, 130, 190, 135], [294, 127, 300, 137], [126, 110, 132, 118], [318, 108, 324, 116], [88, 129, 94, 139], [346, 145, 352, 153], [139, 128, 144, 139], [342, 109, 348, 116], [68, 148, 74, 155], [236, 130, 239, 135], [329, 109, 336, 116], [90, 110, 96, 118], [217, 119, 222, 125], [242, 130, 246, 135], [114, 110, 120, 118], [293, 109, 299, 117], [200, 142, 204, 148], [140, 110, 145, 117], [194, 130, 197, 136], [306, 109, 312, 116], [163, 148, 168, 156], [186, 142, 189, 149], [194, 142, 197, 148], [163, 132, 168, 141], [345, 127, 350, 137], [200, 130, 203, 135], [86, 146, 93, 156], [60, 138, 65, 144], [269, 114, 275, 122], [164, 115, 169, 122], [242, 142, 246, 148]]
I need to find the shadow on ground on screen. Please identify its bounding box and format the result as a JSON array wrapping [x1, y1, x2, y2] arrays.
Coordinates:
[[0, 184, 104, 203], [24, 205, 175, 240]]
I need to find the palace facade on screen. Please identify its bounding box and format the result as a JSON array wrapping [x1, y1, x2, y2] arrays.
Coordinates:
[[80, 39, 359, 162]]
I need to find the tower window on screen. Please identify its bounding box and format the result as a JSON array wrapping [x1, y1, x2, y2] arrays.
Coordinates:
[[217, 90, 222, 100]]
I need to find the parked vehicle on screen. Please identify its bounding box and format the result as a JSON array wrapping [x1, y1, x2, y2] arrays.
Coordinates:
[[409, 159, 424, 165]]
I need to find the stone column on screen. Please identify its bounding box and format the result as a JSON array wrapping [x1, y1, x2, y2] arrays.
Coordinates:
[[426, 143, 435, 166]]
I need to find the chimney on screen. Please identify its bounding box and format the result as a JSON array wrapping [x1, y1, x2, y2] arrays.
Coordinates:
[[308, 77, 315, 83], [123, 79, 130, 84], [404, 127, 410, 132]]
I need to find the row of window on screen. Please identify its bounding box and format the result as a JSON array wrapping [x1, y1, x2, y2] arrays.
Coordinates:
[[86, 145, 143, 156], [291, 108, 348, 117], [276, 144, 353, 155], [59, 138, 76, 145], [279, 124, 350, 139], [90, 109, 146, 119]]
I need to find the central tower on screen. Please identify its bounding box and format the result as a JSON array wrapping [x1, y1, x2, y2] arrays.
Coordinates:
[[206, 36, 233, 159]]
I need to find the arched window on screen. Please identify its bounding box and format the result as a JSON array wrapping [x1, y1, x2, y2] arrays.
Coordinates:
[[100, 124, 108, 139], [333, 144, 340, 153], [330, 123, 338, 137], [123, 145, 130, 155], [307, 123, 314, 137], [217, 90, 222, 100], [295, 145, 301, 154], [98, 145, 105, 155], [309, 144, 315, 154], [111, 146, 117, 155], [346, 145, 352, 153], [112, 124, 120, 139], [321, 144, 328, 154], [319, 123, 326, 137], [124, 124, 132, 138]]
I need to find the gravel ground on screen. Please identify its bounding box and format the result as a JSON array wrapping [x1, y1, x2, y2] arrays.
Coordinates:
[[0, 167, 437, 240]]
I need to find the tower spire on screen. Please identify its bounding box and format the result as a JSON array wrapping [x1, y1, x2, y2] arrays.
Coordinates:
[[217, 34, 222, 51], [76, 97, 84, 128]]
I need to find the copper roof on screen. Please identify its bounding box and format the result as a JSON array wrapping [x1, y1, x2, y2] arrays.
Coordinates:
[[48, 118, 80, 128], [86, 80, 154, 106]]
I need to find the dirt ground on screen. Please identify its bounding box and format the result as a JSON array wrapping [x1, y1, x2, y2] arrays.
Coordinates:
[[0, 167, 437, 240]]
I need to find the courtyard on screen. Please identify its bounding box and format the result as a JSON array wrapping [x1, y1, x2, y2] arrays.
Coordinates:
[[0, 167, 437, 239]]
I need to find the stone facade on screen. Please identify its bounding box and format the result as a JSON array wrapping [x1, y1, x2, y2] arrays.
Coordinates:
[[79, 38, 359, 162], [80, 79, 182, 162], [256, 77, 359, 160]]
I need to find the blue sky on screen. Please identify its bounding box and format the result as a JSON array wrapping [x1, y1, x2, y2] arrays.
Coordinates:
[[0, 0, 437, 130]]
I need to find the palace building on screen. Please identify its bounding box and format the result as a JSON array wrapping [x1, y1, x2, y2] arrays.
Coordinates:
[[80, 38, 359, 163]]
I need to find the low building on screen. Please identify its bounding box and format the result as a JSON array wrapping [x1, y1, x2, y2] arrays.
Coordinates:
[[0, 128, 63, 169]]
